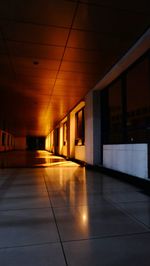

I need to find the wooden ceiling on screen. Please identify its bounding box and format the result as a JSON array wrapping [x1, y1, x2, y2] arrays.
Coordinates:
[[0, 0, 149, 136]]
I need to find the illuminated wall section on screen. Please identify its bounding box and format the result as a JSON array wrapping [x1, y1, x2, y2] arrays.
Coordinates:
[[70, 101, 85, 162], [60, 117, 67, 157], [15, 137, 27, 150], [45, 133, 51, 151], [0, 129, 15, 152], [45, 131, 54, 153], [59, 124, 63, 155], [46, 101, 85, 161], [50, 130, 54, 153]]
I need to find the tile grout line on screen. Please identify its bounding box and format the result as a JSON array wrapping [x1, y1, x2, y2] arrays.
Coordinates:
[[61, 230, 150, 243], [1, 231, 150, 251], [43, 172, 69, 266], [0, 240, 61, 250], [0, 206, 51, 212], [104, 197, 150, 231]]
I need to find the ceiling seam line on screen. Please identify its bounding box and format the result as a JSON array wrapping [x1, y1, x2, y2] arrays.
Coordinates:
[[44, 1, 80, 128], [64, 0, 150, 15], [0, 27, 17, 84]]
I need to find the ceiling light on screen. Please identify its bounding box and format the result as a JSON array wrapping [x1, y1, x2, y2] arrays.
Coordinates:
[[33, 61, 39, 65]]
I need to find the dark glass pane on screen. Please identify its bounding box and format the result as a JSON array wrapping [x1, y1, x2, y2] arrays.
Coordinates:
[[101, 80, 122, 144], [75, 108, 85, 145], [126, 56, 150, 143], [2, 132, 6, 146], [7, 135, 9, 146], [108, 80, 122, 143]]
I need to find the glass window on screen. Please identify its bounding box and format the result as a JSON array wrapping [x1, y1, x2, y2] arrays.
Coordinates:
[[126, 56, 150, 142], [101, 79, 122, 144], [101, 52, 150, 145], [7, 135, 10, 146], [108, 80, 122, 143], [75, 108, 85, 145], [2, 132, 6, 146]]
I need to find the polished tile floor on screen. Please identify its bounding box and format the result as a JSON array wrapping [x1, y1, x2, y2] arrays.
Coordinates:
[[0, 151, 150, 265]]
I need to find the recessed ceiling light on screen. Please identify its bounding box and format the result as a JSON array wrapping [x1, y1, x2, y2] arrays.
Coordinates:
[[33, 61, 39, 65]]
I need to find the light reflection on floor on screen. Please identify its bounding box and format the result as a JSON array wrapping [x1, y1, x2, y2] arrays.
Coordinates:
[[0, 150, 78, 168], [0, 150, 150, 265]]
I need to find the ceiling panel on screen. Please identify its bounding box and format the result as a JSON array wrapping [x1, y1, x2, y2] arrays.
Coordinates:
[[74, 3, 150, 35], [55, 78, 96, 88], [0, 55, 14, 79], [78, 0, 150, 13], [16, 74, 55, 83], [11, 57, 60, 71], [64, 47, 103, 63], [0, 38, 7, 55], [57, 71, 98, 80], [0, 0, 149, 136], [68, 29, 126, 50], [52, 86, 89, 97], [7, 41, 65, 60], [1, 21, 69, 46], [60, 61, 100, 74], [9, 78, 54, 96], [48, 96, 81, 114], [13, 68, 57, 81], [0, 54, 10, 66], [0, 0, 76, 27]]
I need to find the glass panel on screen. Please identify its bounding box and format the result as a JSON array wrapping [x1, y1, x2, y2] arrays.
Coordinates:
[[108, 80, 122, 143], [75, 108, 85, 145], [126, 56, 150, 142], [101, 80, 122, 144], [2, 132, 6, 146]]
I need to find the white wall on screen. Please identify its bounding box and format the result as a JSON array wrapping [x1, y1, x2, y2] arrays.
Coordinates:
[[75, 146, 85, 161], [15, 137, 27, 150], [62, 145, 67, 157], [59, 125, 63, 155], [103, 144, 148, 179], [69, 102, 85, 160], [69, 112, 75, 158]]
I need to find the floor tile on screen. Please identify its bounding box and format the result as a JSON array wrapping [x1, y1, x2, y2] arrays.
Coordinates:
[[118, 202, 150, 228], [0, 151, 150, 265], [104, 191, 150, 203], [54, 203, 147, 241], [0, 208, 59, 247], [0, 195, 50, 210], [0, 186, 48, 198], [63, 233, 150, 266], [0, 243, 66, 266], [50, 191, 105, 208]]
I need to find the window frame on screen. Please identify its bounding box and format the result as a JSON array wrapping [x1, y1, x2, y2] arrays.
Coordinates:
[[75, 107, 85, 146]]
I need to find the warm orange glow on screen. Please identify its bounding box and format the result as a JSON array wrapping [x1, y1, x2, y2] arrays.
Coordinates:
[[35, 160, 79, 167], [35, 150, 73, 167], [82, 213, 88, 223]]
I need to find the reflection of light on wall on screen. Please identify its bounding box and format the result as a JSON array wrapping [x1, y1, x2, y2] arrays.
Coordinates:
[[59, 125, 63, 155], [50, 131, 54, 152], [82, 212, 88, 223], [70, 101, 85, 158]]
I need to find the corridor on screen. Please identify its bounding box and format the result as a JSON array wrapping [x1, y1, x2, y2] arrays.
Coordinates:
[[0, 151, 150, 265]]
